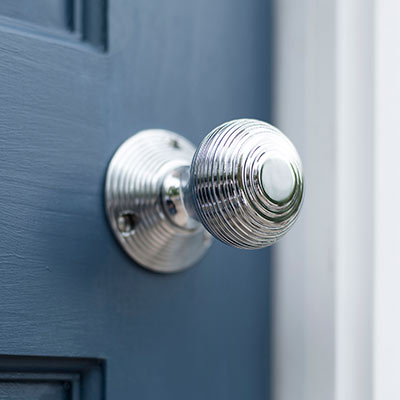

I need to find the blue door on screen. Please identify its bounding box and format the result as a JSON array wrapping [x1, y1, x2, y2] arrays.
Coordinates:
[[0, 1, 272, 398]]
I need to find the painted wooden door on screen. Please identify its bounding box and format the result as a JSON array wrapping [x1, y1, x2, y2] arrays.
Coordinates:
[[0, 1, 272, 398]]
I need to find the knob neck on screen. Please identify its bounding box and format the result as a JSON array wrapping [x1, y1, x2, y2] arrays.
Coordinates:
[[160, 165, 200, 230]]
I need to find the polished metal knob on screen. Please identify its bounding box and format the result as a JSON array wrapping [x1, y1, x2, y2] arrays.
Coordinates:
[[105, 119, 303, 273]]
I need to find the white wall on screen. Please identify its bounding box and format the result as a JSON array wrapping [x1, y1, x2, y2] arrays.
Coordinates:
[[272, 1, 337, 398], [374, 1, 400, 398], [272, 0, 400, 399]]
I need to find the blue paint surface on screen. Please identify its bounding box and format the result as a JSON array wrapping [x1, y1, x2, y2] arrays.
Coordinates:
[[0, 0, 272, 398]]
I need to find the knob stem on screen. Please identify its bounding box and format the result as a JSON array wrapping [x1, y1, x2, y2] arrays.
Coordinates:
[[160, 165, 200, 230]]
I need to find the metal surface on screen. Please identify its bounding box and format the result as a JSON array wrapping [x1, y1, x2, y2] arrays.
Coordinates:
[[191, 119, 303, 248], [105, 119, 303, 272], [105, 129, 212, 273]]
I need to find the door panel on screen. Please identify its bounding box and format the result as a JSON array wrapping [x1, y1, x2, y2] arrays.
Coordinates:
[[0, 1, 272, 398], [0, 356, 103, 399]]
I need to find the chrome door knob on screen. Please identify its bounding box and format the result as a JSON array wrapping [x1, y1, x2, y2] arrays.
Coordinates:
[[105, 119, 304, 273], [190, 119, 303, 249]]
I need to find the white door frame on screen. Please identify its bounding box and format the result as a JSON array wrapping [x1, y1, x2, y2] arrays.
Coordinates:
[[272, 0, 400, 399]]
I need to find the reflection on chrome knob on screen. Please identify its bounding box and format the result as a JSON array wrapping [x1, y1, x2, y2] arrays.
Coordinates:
[[105, 119, 304, 273], [190, 119, 303, 249]]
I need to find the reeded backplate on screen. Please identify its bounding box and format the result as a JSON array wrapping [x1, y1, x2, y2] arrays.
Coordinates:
[[105, 130, 212, 273]]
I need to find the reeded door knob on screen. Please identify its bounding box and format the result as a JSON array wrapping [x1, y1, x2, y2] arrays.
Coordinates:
[[105, 119, 303, 273]]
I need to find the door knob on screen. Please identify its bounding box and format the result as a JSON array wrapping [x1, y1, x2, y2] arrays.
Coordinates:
[[105, 119, 303, 273]]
